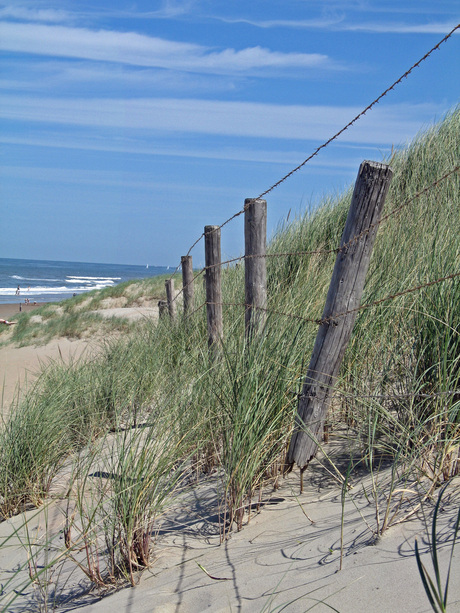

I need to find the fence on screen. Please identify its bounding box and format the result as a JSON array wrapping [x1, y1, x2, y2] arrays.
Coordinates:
[[156, 26, 459, 470], [165, 23, 460, 274]]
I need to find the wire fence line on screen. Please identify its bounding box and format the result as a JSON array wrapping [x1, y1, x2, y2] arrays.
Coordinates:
[[190, 270, 460, 327], [333, 389, 460, 402], [256, 23, 460, 200], [165, 24, 460, 283], [378, 164, 459, 226], [168, 164, 459, 306]]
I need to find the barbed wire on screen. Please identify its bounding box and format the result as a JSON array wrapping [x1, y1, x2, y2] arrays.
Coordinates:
[[257, 24, 460, 199], [378, 165, 459, 226], [204, 301, 317, 324], [195, 270, 460, 326], [323, 270, 460, 325], [334, 389, 460, 402], [165, 25, 459, 284], [168, 164, 459, 306], [183, 300, 207, 320]]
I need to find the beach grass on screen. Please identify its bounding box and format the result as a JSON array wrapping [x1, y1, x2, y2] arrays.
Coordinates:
[[415, 481, 460, 613], [0, 271, 182, 346], [0, 106, 459, 607]]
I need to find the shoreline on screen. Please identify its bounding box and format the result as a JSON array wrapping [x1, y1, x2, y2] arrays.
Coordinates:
[[0, 302, 46, 320]]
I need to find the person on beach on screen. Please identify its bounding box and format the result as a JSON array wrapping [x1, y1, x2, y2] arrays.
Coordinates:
[[0, 319, 16, 326], [15, 285, 20, 296]]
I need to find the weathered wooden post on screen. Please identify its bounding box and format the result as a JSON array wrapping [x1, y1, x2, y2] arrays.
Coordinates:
[[181, 255, 194, 316], [287, 161, 393, 469], [165, 279, 176, 320], [204, 225, 223, 352], [158, 300, 168, 319], [245, 198, 267, 340]]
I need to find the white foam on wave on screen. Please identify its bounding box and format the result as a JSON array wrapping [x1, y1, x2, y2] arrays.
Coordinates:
[[0, 286, 68, 296], [11, 276, 59, 282], [67, 276, 121, 281], [0, 284, 112, 296], [66, 278, 115, 286], [0, 288, 24, 296]]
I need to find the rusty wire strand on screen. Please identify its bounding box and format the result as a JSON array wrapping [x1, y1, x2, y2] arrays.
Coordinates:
[[334, 389, 460, 401], [257, 24, 460, 199], [169, 165, 458, 306], [197, 271, 460, 326], [183, 300, 207, 320], [322, 270, 460, 324], [165, 25, 459, 284], [378, 165, 460, 225]]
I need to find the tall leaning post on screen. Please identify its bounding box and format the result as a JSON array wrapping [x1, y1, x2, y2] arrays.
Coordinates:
[[181, 255, 194, 316], [165, 279, 176, 320], [244, 198, 267, 340], [287, 160, 393, 470], [204, 225, 223, 353]]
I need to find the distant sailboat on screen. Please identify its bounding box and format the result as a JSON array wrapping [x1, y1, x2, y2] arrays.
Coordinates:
[[146, 264, 149, 269]]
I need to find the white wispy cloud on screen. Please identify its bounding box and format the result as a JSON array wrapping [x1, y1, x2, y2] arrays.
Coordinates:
[[216, 17, 343, 30], [104, 0, 198, 20], [0, 0, 72, 23], [0, 58, 239, 95], [0, 94, 445, 145], [0, 21, 333, 73], [215, 16, 459, 35], [342, 22, 459, 34], [0, 0, 194, 25], [1, 165, 186, 190], [0, 132, 377, 168]]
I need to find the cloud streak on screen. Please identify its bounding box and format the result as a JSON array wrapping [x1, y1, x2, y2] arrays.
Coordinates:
[[0, 132, 377, 168], [0, 5, 71, 23], [0, 58, 238, 95], [0, 21, 332, 73], [0, 94, 445, 145], [215, 16, 459, 35]]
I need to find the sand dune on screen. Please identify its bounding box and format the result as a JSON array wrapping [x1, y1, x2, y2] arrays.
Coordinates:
[[1, 304, 459, 612], [0, 303, 158, 411], [0, 336, 91, 413]]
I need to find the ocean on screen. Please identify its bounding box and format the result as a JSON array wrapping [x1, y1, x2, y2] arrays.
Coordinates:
[[0, 257, 169, 305]]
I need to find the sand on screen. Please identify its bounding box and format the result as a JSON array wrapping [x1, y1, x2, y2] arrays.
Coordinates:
[[0, 302, 159, 411], [1, 463, 459, 612], [0, 302, 44, 320], [0, 337, 94, 411], [80, 476, 460, 613], [0, 304, 459, 612], [90, 306, 159, 322]]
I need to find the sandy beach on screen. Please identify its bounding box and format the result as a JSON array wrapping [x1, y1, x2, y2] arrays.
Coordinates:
[[0, 303, 91, 412], [0, 336, 92, 411], [80, 476, 459, 613], [0, 302, 44, 321], [1, 451, 458, 612], [0, 301, 159, 411], [0, 305, 459, 612]]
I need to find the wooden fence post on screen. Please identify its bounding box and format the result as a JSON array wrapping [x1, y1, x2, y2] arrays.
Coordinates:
[[165, 279, 176, 320], [204, 225, 223, 352], [181, 255, 194, 316], [158, 300, 168, 319], [287, 161, 393, 469], [245, 198, 267, 340]]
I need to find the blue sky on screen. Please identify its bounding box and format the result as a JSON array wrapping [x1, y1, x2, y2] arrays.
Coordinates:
[[0, 1, 458, 267]]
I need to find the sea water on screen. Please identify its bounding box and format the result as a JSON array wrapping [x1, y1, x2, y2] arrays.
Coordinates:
[[0, 258, 169, 305]]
